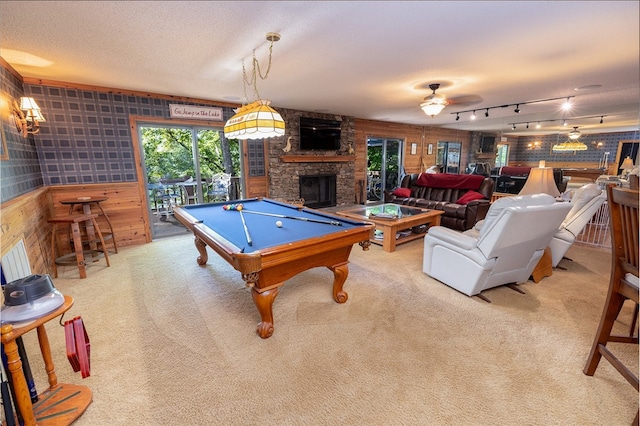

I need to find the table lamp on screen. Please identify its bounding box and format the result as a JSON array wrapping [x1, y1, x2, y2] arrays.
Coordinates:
[[620, 156, 634, 178], [519, 162, 560, 197]]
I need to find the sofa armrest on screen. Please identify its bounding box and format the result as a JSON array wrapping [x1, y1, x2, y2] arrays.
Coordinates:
[[464, 199, 491, 229], [383, 189, 395, 203]]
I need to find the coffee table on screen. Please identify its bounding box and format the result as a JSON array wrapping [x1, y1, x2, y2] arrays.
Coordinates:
[[337, 203, 443, 252]]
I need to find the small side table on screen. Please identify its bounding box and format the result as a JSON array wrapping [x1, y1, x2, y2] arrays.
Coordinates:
[[1, 295, 92, 425], [59, 196, 118, 254], [531, 247, 553, 283]]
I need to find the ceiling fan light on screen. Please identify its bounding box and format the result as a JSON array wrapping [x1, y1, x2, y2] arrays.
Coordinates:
[[568, 126, 581, 140], [420, 100, 446, 117], [420, 83, 448, 117]]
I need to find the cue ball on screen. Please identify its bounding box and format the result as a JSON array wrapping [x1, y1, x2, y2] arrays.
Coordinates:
[[276, 220, 283, 228]]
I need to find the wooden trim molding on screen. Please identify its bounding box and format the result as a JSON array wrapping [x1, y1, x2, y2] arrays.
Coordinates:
[[22, 77, 241, 109]]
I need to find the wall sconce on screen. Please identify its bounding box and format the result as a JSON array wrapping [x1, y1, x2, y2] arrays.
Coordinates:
[[13, 97, 46, 137], [527, 141, 541, 150], [591, 141, 604, 149]]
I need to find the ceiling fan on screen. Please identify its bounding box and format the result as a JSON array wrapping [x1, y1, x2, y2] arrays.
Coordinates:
[[419, 83, 483, 117], [420, 84, 448, 117]]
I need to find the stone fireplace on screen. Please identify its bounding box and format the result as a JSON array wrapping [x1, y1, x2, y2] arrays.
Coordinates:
[[299, 175, 337, 208], [267, 110, 357, 207]]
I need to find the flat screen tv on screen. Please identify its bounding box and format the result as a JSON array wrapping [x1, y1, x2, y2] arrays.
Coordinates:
[[299, 117, 342, 150]]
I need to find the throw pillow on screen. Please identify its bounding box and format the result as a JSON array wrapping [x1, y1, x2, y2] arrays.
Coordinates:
[[393, 187, 411, 198], [456, 190, 485, 205]]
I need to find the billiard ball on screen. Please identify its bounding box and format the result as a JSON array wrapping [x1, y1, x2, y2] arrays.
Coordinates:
[[276, 220, 283, 228]]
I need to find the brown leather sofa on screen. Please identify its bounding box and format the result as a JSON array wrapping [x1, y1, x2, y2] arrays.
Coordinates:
[[383, 173, 494, 231]]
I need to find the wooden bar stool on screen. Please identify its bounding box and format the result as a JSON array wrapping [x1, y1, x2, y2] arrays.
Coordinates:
[[48, 214, 110, 279], [59, 196, 118, 254]]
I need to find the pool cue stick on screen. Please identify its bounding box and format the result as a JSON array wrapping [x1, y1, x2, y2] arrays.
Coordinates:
[[241, 210, 343, 226], [238, 209, 253, 246], [16, 337, 38, 403]]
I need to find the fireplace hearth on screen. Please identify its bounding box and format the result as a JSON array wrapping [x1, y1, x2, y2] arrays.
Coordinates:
[[299, 175, 337, 208]]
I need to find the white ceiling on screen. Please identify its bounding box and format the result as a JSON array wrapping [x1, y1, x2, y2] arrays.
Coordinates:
[[1, 1, 639, 137]]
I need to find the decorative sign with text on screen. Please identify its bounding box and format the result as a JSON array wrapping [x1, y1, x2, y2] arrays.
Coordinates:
[[169, 104, 223, 121]]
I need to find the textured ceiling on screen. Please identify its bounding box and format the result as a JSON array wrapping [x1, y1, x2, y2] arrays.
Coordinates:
[[1, 1, 639, 137]]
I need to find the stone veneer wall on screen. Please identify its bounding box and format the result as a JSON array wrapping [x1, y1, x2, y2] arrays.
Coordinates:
[[268, 108, 357, 206]]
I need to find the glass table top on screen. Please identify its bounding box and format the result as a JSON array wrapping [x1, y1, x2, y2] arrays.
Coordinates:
[[347, 203, 429, 219]]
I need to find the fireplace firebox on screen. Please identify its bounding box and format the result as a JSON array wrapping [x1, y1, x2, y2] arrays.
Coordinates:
[[299, 175, 337, 208]]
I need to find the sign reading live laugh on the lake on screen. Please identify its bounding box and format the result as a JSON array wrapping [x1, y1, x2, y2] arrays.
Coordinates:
[[169, 104, 223, 120]]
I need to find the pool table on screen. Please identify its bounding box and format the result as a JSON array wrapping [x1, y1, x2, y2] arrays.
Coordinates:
[[173, 198, 374, 338]]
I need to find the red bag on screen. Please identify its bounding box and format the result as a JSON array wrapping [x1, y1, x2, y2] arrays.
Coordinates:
[[64, 316, 91, 378]]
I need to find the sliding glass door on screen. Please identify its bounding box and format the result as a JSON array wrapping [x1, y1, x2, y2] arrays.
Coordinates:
[[437, 141, 461, 174], [367, 137, 404, 201], [139, 124, 239, 238]]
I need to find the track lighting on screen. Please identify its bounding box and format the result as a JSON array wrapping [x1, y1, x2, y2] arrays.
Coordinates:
[[512, 124, 516, 130], [508, 115, 606, 131], [455, 113, 460, 121], [450, 95, 575, 121]]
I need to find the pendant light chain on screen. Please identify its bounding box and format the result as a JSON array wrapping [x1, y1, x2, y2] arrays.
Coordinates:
[[242, 39, 275, 103]]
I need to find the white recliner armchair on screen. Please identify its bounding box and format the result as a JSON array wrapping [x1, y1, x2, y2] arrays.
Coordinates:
[[423, 194, 572, 299], [548, 184, 606, 268]]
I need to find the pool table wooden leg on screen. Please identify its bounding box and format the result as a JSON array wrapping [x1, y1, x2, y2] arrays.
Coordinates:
[[194, 236, 208, 265], [329, 262, 349, 304], [251, 287, 279, 339]]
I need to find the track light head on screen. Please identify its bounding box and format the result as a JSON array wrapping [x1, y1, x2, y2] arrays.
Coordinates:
[[471, 111, 476, 120], [512, 124, 516, 130], [514, 105, 520, 113], [485, 109, 489, 118], [600, 116, 604, 124]]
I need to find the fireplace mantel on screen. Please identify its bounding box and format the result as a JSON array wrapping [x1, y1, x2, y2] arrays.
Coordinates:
[[279, 155, 355, 163]]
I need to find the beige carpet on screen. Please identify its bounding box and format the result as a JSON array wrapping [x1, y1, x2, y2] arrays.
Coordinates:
[[17, 233, 638, 425]]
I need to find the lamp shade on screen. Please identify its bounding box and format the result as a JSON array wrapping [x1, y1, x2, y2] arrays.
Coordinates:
[[420, 94, 447, 117], [19, 97, 41, 111], [568, 126, 581, 140], [519, 167, 560, 197], [224, 99, 285, 140], [621, 156, 634, 170]]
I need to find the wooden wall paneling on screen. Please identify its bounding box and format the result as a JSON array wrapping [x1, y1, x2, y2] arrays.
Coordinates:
[[354, 119, 425, 193], [48, 183, 149, 251], [0, 187, 54, 276]]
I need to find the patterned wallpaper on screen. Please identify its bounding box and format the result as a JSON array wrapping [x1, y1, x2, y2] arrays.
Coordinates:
[[515, 131, 640, 166], [0, 65, 44, 203], [22, 84, 235, 186]]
